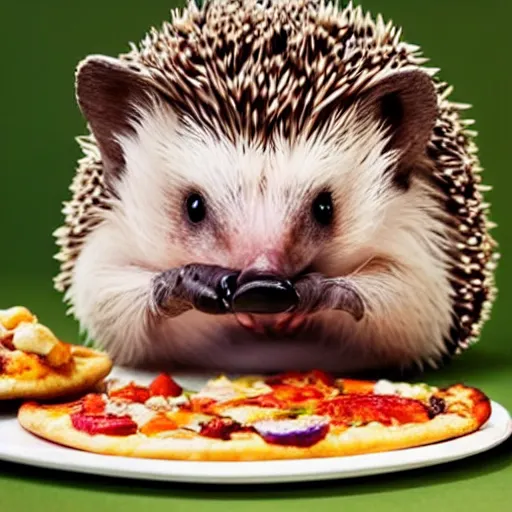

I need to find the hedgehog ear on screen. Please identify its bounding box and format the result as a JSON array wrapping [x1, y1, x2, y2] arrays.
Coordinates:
[[75, 55, 160, 190], [359, 69, 438, 172]]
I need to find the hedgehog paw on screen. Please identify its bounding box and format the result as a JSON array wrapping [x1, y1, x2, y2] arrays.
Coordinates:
[[151, 264, 240, 316], [293, 273, 365, 321]]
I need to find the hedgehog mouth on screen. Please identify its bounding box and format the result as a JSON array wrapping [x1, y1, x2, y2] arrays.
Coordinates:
[[230, 264, 317, 336], [234, 312, 309, 337]]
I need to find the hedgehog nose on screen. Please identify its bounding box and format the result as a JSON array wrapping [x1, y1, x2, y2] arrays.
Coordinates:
[[232, 270, 299, 314]]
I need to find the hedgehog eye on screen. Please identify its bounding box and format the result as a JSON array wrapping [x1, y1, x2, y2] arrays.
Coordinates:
[[186, 192, 206, 223], [312, 191, 334, 226]]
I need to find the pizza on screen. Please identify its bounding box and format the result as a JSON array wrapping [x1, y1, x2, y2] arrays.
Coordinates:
[[0, 306, 112, 400], [17, 369, 492, 461]]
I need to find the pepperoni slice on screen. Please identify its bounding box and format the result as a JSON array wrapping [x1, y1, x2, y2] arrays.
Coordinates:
[[315, 394, 430, 426], [70, 413, 138, 436]]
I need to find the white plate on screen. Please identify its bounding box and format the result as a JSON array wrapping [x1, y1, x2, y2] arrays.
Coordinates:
[[0, 367, 510, 485]]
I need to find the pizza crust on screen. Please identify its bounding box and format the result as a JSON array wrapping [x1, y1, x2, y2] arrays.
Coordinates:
[[0, 346, 112, 400], [17, 401, 488, 461]]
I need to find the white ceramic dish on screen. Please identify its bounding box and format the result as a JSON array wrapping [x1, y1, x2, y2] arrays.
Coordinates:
[[0, 367, 510, 485]]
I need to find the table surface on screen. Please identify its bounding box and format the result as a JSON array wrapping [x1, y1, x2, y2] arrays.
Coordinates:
[[0, 278, 511, 511]]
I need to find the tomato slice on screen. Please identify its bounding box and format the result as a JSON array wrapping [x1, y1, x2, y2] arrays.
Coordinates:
[[109, 383, 150, 403], [81, 394, 106, 414], [149, 373, 183, 397]]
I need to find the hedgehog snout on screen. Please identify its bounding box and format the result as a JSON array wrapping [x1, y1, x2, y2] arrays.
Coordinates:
[[232, 271, 298, 315], [230, 250, 300, 315]]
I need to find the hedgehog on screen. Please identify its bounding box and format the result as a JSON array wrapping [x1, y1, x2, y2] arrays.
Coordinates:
[[52, 0, 499, 375]]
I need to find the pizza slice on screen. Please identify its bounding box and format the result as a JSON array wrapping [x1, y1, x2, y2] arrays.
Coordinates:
[[17, 370, 492, 461], [0, 306, 112, 400]]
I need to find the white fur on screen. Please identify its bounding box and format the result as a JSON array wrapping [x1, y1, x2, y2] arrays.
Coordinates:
[[68, 98, 456, 374]]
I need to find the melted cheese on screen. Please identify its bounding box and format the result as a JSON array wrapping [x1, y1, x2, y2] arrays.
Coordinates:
[[231, 376, 273, 397], [220, 405, 283, 424], [145, 394, 189, 411], [12, 322, 59, 356], [374, 380, 437, 401], [176, 412, 213, 432], [104, 400, 157, 427], [194, 376, 241, 401], [0, 307, 37, 330], [5, 351, 49, 379], [195, 375, 272, 402]]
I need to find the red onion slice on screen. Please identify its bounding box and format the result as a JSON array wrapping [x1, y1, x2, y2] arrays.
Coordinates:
[[252, 415, 329, 447]]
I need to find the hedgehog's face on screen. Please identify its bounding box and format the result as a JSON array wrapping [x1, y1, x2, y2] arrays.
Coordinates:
[[114, 98, 396, 279], [76, 55, 438, 334]]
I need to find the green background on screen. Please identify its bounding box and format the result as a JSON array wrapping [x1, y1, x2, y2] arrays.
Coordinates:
[[0, 0, 510, 510]]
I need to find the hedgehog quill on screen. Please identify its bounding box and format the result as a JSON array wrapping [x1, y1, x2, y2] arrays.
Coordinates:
[[53, 0, 499, 375]]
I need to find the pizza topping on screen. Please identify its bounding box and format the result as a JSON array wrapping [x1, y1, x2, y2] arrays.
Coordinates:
[[315, 394, 430, 426], [0, 306, 37, 330], [109, 383, 151, 403], [240, 393, 286, 409], [189, 396, 218, 415], [104, 400, 157, 426], [271, 383, 328, 403], [427, 395, 446, 418], [145, 394, 189, 412], [373, 379, 437, 402], [337, 378, 375, 394], [0, 327, 14, 350], [177, 412, 215, 432], [45, 341, 72, 367], [252, 416, 330, 447], [194, 375, 251, 402], [0, 322, 9, 339], [70, 412, 138, 436], [9, 322, 72, 367], [82, 393, 107, 415], [265, 370, 334, 387], [12, 323, 58, 356], [219, 405, 283, 424], [231, 376, 274, 397], [199, 417, 247, 440], [195, 374, 273, 403], [1, 351, 49, 379], [148, 373, 183, 397], [194, 376, 241, 402], [139, 414, 178, 435], [103, 378, 125, 393], [227, 383, 332, 411]]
